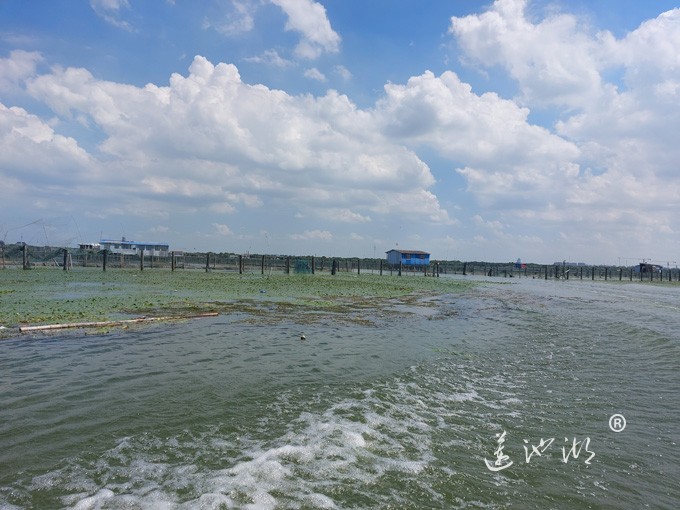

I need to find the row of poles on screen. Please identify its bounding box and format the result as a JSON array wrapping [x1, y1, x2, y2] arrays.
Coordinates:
[[13, 245, 677, 282], [41, 247, 442, 277]]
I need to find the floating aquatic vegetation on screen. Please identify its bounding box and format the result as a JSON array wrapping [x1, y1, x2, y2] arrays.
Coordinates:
[[0, 268, 474, 337]]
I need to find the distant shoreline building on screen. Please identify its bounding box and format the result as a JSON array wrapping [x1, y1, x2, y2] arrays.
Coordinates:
[[553, 261, 587, 266], [78, 243, 101, 251], [99, 237, 170, 257], [386, 249, 430, 266], [635, 262, 662, 273]]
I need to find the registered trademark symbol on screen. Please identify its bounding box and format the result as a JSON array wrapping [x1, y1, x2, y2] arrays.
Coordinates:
[[609, 414, 626, 433]]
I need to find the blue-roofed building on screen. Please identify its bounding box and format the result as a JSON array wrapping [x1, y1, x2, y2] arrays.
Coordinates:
[[100, 237, 170, 257], [386, 249, 430, 266]]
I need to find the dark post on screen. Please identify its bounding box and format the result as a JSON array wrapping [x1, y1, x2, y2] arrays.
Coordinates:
[[238, 254, 243, 274], [545, 265, 548, 280], [331, 259, 337, 275], [286, 256, 290, 274], [399, 261, 402, 276], [379, 259, 383, 276], [604, 267, 607, 280], [311, 256, 315, 274], [261, 254, 265, 275], [357, 258, 360, 275], [171, 251, 175, 272], [63, 249, 68, 271], [22, 243, 28, 270], [102, 250, 107, 272], [619, 267, 623, 281], [462, 262, 467, 276], [140, 249, 144, 271], [206, 252, 211, 273]]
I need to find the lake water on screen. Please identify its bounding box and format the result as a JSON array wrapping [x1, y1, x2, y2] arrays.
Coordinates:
[[1, 277, 679, 509]]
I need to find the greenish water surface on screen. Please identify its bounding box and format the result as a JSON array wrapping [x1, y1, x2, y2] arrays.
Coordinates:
[[1, 275, 679, 508], [0, 269, 472, 335]]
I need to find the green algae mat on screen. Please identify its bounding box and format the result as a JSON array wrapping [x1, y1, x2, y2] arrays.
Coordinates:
[[0, 268, 474, 337]]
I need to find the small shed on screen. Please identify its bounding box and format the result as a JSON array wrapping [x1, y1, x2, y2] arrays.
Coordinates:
[[636, 262, 662, 274], [386, 249, 430, 266]]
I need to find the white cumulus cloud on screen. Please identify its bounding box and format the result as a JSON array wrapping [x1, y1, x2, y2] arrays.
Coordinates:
[[19, 55, 450, 234], [446, 0, 680, 250], [290, 229, 332, 241], [270, 0, 341, 59], [450, 0, 603, 109], [0, 50, 42, 92], [90, 0, 132, 30], [304, 67, 326, 81]]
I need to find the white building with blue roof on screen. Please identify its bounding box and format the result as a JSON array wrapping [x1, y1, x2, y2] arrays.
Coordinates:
[[100, 237, 170, 257]]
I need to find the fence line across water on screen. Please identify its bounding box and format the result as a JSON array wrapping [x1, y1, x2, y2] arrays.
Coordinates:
[[1, 244, 679, 283]]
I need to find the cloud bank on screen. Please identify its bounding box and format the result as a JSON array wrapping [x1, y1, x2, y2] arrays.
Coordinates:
[[2, 0, 680, 262]]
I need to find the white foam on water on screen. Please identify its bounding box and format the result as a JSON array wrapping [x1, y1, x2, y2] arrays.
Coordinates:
[[72, 489, 115, 510], [23, 361, 514, 509], [303, 492, 337, 509], [0, 500, 22, 510]]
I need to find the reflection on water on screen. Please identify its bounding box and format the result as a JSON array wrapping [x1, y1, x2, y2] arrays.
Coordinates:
[[1, 278, 679, 508]]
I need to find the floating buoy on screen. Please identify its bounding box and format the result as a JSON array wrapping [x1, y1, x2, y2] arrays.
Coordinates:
[[300, 334, 306, 340]]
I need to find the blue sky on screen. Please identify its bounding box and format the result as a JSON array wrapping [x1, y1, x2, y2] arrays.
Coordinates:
[[1, 0, 680, 264]]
